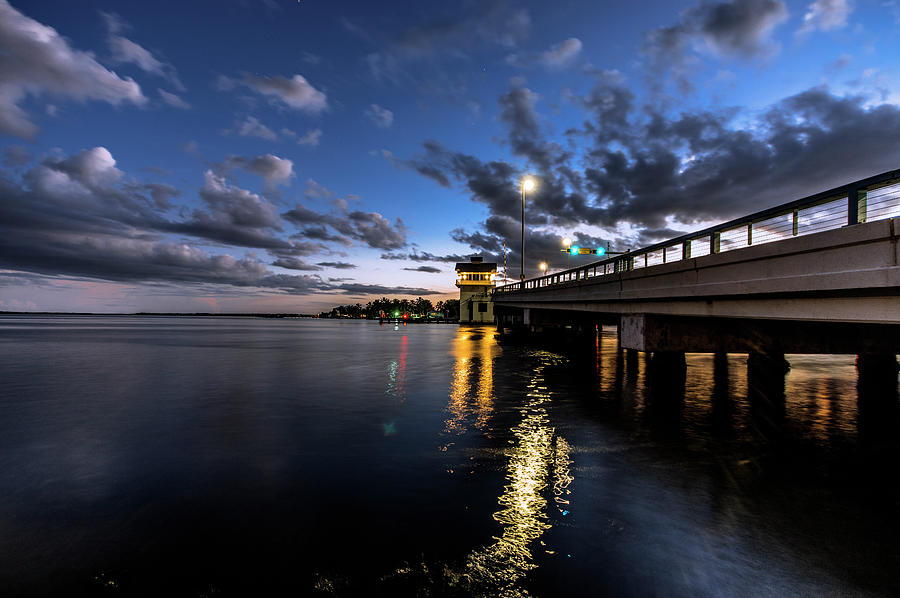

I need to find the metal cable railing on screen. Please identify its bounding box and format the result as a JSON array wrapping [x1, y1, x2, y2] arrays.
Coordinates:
[[496, 169, 900, 294]]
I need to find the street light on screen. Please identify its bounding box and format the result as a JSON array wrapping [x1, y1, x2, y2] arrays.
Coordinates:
[[520, 177, 535, 281], [539, 261, 548, 274], [562, 237, 572, 269]]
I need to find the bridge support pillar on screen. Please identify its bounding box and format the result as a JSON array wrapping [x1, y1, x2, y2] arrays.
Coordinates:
[[646, 351, 686, 428], [856, 353, 899, 389], [623, 349, 640, 382], [747, 350, 789, 440], [648, 351, 686, 383], [857, 354, 898, 442]]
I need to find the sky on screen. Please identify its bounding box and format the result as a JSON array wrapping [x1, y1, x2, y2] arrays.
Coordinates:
[[2, 0, 900, 313]]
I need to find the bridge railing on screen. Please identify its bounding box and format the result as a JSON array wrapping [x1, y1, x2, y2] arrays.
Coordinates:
[[496, 168, 900, 294]]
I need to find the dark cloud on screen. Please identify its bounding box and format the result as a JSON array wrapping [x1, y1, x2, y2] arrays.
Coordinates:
[[408, 74, 900, 261], [498, 85, 567, 173], [0, 147, 395, 299], [283, 204, 329, 225], [380, 250, 468, 264], [403, 266, 442, 273], [582, 87, 900, 229], [168, 170, 293, 250], [364, 0, 530, 84], [126, 182, 179, 210], [347, 211, 407, 250], [271, 257, 322, 271], [284, 202, 408, 251], [643, 0, 788, 92], [316, 262, 357, 269], [334, 282, 442, 296], [2, 145, 31, 168], [298, 225, 352, 245], [409, 141, 520, 218]]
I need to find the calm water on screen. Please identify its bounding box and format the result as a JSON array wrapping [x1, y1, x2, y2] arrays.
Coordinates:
[[1, 315, 899, 597]]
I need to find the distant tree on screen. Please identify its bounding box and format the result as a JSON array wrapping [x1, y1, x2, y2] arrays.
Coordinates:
[[414, 297, 433, 315], [442, 299, 460, 319]]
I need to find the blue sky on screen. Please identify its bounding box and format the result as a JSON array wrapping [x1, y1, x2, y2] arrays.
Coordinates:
[[2, 0, 900, 312]]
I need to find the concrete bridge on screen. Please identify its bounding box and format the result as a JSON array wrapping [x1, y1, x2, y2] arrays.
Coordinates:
[[493, 169, 900, 390]]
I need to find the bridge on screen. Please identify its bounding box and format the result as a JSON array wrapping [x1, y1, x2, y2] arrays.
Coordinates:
[[493, 169, 900, 389]]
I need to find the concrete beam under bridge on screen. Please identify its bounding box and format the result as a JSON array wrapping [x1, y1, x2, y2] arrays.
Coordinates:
[[619, 314, 900, 354]]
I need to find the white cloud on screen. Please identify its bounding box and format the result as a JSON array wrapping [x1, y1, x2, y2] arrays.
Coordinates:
[[236, 116, 278, 140], [0, 0, 145, 138], [297, 128, 322, 147], [158, 89, 190, 109], [365, 104, 394, 128], [539, 38, 583, 69], [101, 12, 184, 90], [222, 73, 327, 114], [798, 0, 852, 35], [224, 154, 294, 186]]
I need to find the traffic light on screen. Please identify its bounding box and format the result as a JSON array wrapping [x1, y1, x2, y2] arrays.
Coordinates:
[[560, 246, 614, 256]]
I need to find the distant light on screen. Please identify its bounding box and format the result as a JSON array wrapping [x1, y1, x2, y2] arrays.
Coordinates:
[[538, 261, 548, 273], [570, 246, 579, 255], [522, 177, 535, 192], [393, 311, 399, 317], [562, 237, 572, 248]]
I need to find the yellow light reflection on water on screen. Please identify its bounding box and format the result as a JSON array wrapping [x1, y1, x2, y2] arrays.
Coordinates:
[[475, 329, 494, 430], [784, 354, 859, 444], [462, 353, 571, 597], [444, 329, 498, 436]]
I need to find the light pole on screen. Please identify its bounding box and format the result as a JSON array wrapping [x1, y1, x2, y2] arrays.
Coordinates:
[[562, 237, 572, 269], [520, 177, 535, 281]]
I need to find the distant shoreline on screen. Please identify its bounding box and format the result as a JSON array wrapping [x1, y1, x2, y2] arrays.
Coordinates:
[[0, 312, 464, 323], [0, 311, 316, 318]]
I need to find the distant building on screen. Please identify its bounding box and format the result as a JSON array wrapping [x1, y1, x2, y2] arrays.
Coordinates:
[[455, 256, 497, 324]]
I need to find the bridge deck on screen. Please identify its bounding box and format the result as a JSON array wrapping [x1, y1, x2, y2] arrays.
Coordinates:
[[495, 169, 900, 325]]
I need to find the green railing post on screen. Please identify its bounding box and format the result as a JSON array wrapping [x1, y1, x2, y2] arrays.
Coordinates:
[[857, 189, 868, 224], [848, 186, 859, 225]]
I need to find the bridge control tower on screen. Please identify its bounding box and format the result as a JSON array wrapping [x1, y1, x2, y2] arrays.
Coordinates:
[[455, 256, 497, 324]]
